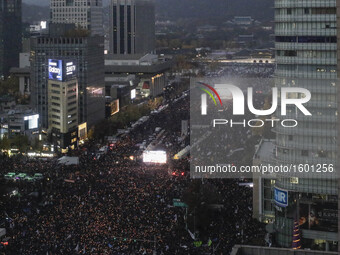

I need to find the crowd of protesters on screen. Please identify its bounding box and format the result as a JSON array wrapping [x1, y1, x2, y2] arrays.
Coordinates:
[[0, 87, 265, 254]]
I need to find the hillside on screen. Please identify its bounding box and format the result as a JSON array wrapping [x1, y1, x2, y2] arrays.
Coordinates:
[[22, 3, 49, 23], [156, 0, 274, 22]]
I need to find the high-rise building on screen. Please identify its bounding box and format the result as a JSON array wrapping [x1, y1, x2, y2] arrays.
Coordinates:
[[109, 0, 155, 55], [272, 0, 338, 251], [30, 24, 105, 130], [0, 0, 22, 78], [48, 59, 78, 152], [50, 0, 103, 35]]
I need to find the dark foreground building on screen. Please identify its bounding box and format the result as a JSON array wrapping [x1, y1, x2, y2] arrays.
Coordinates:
[[0, 0, 22, 78]]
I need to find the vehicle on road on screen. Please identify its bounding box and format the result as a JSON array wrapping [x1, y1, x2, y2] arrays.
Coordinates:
[[4, 172, 16, 180], [33, 173, 44, 180]]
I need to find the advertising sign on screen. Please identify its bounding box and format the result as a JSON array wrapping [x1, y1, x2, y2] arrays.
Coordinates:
[[78, 122, 87, 141], [173, 199, 188, 207], [65, 61, 76, 78], [48, 59, 63, 81], [274, 187, 288, 207], [49, 59, 76, 81], [143, 151, 167, 164], [131, 89, 136, 99], [24, 114, 39, 130]]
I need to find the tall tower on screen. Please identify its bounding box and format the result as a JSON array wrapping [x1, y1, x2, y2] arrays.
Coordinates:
[[30, 28, 105, 129], [109, 0, 155, 55], [0, 0, 22, 78], [48, 59, 79, 152], [274, 0, 338, 250], [50, 0, 103, 35]]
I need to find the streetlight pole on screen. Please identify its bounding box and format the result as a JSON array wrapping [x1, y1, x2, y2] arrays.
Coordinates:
[[185, 207, 188, 231]]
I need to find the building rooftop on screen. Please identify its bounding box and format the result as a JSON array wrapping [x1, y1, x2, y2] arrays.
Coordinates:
[[7, 105, 35, 115], [253, 139, 275, 163], [0, 95, 15, 103], [234, 16, 253, 20], [105, 54, 173, 74], [10, 67, 30, 76]]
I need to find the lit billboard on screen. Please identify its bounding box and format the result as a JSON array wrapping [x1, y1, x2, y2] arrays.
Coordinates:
[[48, 59, 63, 81], [78, 122, 87, 141], [131, 89, 136, 99], [110, 99, 120, 116], [65, 61, 76, 78], [143, 150, 167, 164], [24, 114, 39, 130], [48, 59, 76, 81], [274, 187, 288, 207], [40, 21, 47, 29]]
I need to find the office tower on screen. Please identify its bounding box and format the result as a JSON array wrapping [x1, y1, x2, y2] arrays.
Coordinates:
[[48, 59, 78, 152], [109, 0, 155, 55], [0, 0, 22, 78], [50, 0, 103, 35], [273, 0, 338, 251], [30, 25, 105, 130]]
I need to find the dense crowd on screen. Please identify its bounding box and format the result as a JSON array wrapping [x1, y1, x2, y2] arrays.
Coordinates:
[[205, 63, 275, 79], [0, 90, 265, 254]]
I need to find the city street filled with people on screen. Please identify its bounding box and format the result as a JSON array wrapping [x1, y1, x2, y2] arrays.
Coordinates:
[[0, 81, 266, 254]]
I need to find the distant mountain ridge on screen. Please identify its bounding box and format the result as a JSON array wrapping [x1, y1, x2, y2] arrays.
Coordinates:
[[22, 3, 49, 23], [23, 0, 49, 6], [22, 0, 273, 24], [156, 0, 274, 22]]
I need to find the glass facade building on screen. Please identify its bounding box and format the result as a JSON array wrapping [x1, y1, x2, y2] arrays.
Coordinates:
[[0, 0, 22, 78], [109, 0, 155, 55], [30, 33, 105, 129], [273, 0, 338, 251]]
